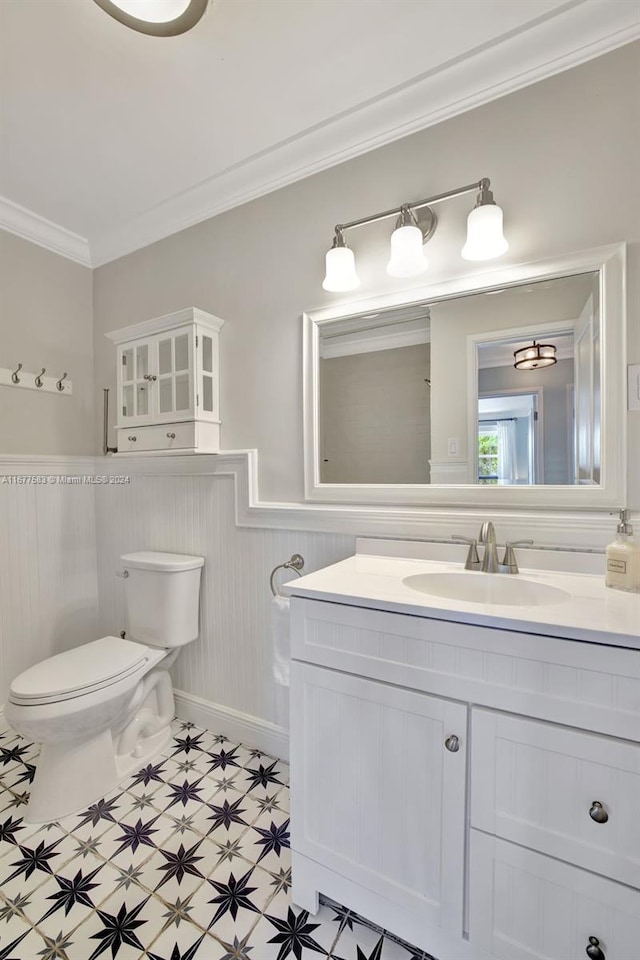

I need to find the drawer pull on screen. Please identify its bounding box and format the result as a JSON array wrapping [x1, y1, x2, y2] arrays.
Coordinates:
[[444, 735, 460, 753], [589, 801, 608, 824], [166, 432, 176, 439], [586, 936, 605, 960], [127, 435, 137, 442]]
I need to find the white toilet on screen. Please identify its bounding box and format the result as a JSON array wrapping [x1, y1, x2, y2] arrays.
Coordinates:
[[6, 551, 204, 824]]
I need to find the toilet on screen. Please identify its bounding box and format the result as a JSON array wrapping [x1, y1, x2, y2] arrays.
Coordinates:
[[6, 551, 204, 824]]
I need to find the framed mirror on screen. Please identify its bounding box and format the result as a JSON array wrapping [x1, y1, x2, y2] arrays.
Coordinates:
[[303, 244, 625, 508]]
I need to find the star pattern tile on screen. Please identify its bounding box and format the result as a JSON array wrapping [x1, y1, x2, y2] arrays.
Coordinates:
[[0, 716, 433, 960]]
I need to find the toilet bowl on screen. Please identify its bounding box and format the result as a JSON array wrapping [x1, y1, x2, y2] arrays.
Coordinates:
[[6, 551, 204, 823]]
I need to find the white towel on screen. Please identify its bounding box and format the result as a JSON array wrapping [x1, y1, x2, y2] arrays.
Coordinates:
[[272, 594, 291, 686]]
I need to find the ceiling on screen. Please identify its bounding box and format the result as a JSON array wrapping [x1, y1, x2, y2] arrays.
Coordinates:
[[0, 0, 637, 266]]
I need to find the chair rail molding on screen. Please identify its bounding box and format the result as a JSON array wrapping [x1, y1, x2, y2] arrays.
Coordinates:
[[93, 450, 630, 551]]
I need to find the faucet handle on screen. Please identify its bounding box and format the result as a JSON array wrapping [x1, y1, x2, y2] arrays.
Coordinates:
[[501, 539, 534, 574], [452, 535, 481, 570]]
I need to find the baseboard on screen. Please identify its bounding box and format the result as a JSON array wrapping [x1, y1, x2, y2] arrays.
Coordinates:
[[173, 689, 289, 762]]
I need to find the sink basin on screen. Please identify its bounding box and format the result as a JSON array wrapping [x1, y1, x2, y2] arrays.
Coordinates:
[[402, 572, 572, 607]]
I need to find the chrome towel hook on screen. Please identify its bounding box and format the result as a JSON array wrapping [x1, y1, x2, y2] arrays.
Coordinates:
[[270, 554, 305, 597], [56, 372, 68, 392], [11, 363, 22, 384], [35, 367, 46, 388]]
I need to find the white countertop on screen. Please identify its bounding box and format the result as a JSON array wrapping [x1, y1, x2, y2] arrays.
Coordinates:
[[288, 551, 640, 649]]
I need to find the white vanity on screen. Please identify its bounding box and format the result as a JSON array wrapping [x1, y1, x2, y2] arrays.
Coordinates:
[[288, 540, 640, 960]]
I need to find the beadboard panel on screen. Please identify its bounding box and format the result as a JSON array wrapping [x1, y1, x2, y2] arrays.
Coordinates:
[[94, 473, 354, 726], [0, 468, 99, 703]]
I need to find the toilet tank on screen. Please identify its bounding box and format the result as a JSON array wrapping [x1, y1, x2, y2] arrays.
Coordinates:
[[121, 552, 204, 648]]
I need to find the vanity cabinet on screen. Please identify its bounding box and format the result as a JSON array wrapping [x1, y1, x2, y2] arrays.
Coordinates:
[[106, 307, 224, 454], [290, 597, 640, 960]]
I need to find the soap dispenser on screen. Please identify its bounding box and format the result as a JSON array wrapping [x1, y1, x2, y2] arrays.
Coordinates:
[[605, 509, 639, 593]]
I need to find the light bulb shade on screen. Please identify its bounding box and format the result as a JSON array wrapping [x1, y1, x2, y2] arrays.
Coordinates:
[[386, 224, 428, 278], [461, 203, 508, 261], [93, 0, 208, 35], [322, 245, 360, 292], [513, 341, 557, 370]]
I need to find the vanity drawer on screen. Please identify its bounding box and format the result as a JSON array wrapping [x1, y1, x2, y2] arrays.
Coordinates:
[[471, 709, 640, 888], [291, 599, 640, 741], [117, 422, 195, 452], [469, 831, 640, 960]]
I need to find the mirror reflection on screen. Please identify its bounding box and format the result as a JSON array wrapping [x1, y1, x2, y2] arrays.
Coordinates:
[[318, 271, 600, 486]]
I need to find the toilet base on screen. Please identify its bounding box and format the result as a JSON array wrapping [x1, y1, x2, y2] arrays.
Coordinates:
[[27, 729, 119, 824], [25, 716, 173, 824]]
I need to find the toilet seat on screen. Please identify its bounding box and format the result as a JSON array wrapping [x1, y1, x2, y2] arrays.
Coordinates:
[[9, 636, 156, 706]]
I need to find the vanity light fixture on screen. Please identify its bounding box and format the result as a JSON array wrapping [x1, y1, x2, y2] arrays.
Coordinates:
[[322, 229, 361, 292], [322, 177, 507, 292], [513, 340, 558, 370], [93, 0, 208, 36], [386, 206, 431, 278]]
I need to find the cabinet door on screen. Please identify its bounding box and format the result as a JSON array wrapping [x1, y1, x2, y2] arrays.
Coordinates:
[[469, 831, 640, 960], [196, 326, 220, 422], [290, 661, 467, 933], [155, 329, 195, 422], [118, 338, 155, 426]]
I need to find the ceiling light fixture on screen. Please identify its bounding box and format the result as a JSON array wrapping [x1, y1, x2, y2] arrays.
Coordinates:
[[93, 0, 208, 36], [322, 177, 508, 293], [513, 341, 558, 370]]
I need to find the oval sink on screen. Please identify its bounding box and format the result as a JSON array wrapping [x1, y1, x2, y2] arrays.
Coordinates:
[[402, 572, 572, 607]]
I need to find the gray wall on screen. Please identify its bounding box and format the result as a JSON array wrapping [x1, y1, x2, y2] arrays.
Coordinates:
[[0, 231, 94, 454], [320, 344, 431, 484], [92, 43, 640, 509]]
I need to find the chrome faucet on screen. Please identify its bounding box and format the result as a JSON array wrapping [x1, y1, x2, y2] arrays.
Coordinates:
[[453, 522, 533, 574], [479, 521, 500, 572]]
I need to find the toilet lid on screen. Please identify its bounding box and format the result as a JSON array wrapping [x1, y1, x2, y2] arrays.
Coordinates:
[[9, 637, 150, 703]]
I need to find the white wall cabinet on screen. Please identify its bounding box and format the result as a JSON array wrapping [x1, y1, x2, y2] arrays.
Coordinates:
[[290, 597, 640, 960], [106, 307, 224, 454]]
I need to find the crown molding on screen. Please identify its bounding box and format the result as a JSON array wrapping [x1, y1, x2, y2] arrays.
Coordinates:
[[89, 0, 640, 266], [2, 2, 638, 269], [0, 197, 91, 267]]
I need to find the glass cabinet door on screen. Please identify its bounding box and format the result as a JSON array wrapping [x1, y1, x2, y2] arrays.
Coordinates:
[[157, 332, 193, 419], [201, 333, 215, 416], [120, 341, 152, 421]]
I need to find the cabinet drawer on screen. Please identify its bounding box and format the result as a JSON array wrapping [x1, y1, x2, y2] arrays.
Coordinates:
[[118, 422, 195, 452], [469, 831, 640, 960], [292, 599, 640, 742], [471, 710, 640, 888]]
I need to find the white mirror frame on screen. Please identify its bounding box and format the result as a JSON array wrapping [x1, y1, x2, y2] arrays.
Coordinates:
[[303, 243, 626, 509]]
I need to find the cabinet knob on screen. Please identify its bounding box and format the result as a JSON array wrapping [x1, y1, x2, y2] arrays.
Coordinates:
[[589, 801, 609, 824], [444, 735, 460, 753], [166, 432, 176, 439], [586, 936, 605, 960], [127, 435, 137, 442]]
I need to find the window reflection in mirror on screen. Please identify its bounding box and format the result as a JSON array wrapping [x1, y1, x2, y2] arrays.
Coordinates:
[[317, 270, 600, 486]]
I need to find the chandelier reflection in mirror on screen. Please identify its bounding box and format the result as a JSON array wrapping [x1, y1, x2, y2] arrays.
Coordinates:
[[93, 0, 208, 36], [513, 340, 558, 370], [322, 177, 509, 292]]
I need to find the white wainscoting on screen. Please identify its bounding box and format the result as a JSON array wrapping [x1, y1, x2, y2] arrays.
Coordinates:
[[0, 457, 100, 704], [94, 472, 354, 748]]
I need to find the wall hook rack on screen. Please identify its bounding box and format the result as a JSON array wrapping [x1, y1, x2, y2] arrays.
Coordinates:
[[1, 364, 73, 395]]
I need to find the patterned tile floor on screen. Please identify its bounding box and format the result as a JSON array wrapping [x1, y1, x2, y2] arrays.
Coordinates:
[[0, 716, 431, 960]]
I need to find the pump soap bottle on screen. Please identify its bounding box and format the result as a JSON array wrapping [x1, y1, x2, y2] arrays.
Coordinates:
[[605, 509, 639, 593]]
